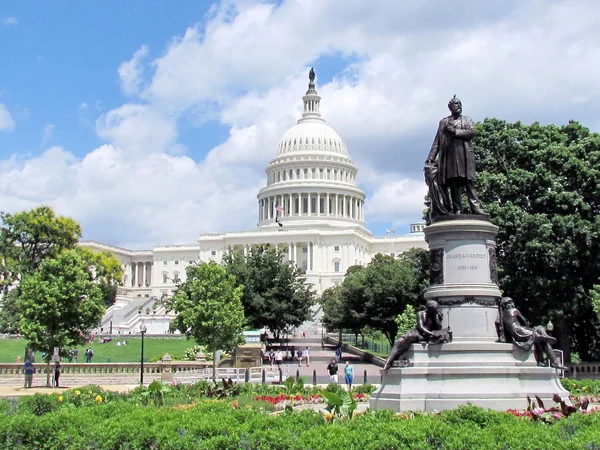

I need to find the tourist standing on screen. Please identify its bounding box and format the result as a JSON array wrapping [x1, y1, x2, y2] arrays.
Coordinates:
[[296, 349, 303, 366], [275, 350, 283, 367], [303, 347, 310, 367], [54, 360, 61, 387], [327, 359, 338, 383], [335, 346, 342, 362], [344, 361, 354, 391], [268, 349, 275, 367], [23, 360, 34, 388]]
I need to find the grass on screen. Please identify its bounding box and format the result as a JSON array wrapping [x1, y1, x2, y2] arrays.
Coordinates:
[[0, 337, 196, 363]]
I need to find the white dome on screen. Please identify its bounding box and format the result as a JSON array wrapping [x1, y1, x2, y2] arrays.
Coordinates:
[[276, 121, 349, 157]]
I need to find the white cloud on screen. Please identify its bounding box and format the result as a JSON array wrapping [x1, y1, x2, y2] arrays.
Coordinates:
[[0, 104, 15, 132], [2, 17, 18, 26], [0, 145, 262, 248], [118, 45, 149, 96], [95, 103, 180, 157], [4, 0, 600, 247]]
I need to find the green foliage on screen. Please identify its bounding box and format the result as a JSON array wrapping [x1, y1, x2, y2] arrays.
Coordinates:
[[395, 304, 417, 336], [17, 249, 106, 368], [337, 251, 428, 346], [475, 119, 600, 361], [320, 286, 345, 331], [16, 394, 58, 416], [163, 261, 246, 379], [282, 376, 305, 395], [561, 378, 600, 396], [321, 390, 357, 419], [591, 285, 600, 322], [353, 383, 377, 395], [223, 245, 316, 336], [0, 206, 82, 332]]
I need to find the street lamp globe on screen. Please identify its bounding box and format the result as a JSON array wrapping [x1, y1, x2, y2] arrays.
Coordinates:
[[140, 323, 147, 334], [546, 320, 554, 332]]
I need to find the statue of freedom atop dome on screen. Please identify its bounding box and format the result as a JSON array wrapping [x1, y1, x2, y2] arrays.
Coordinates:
[[309, 67, 315, 83], [425, 96, 484, 216]]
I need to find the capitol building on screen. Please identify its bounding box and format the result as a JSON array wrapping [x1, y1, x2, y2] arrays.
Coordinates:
[[82, 72, 427, 334]]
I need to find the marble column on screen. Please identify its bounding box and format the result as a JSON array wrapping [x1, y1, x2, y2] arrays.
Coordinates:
[[317, 193, 321, 216], [308, 242, 312, 272]]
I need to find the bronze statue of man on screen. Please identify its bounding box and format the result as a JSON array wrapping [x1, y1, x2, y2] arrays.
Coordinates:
[[383, 300, 452, 371], [497, 297, 566, 369], [426, 96, 484, 215]]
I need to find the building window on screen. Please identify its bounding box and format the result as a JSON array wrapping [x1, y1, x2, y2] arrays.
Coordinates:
[[302, 247, 307, 253], [334, 261, 340, 272], [390, 253, 396, 258], [162, 272, 168, 283], [211, 250, 216, 256], [174, 261, 179, 265], [173, 271, 180, 282], [334, 246, 340, 252], [163, 261, 167, 265], [188, 261, 194, 265]]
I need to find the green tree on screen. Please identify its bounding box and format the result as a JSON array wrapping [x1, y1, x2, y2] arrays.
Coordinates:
[[164, 262, 246, 380], [0, 206, 82, 332], [17, 249, 106, 385], [223, 245, 316, 338], [475, 119, 600, 361], [320, 286, 345, 332], [339, 253, 427, 346]]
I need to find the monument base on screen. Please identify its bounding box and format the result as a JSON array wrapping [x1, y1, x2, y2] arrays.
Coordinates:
[[370, 342, 569, 412]]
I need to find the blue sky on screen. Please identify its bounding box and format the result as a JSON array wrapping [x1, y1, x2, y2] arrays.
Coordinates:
[[1, 1, 599, 248]]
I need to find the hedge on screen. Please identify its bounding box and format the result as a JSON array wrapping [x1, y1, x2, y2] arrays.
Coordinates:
[[1, 401, 600, 449]]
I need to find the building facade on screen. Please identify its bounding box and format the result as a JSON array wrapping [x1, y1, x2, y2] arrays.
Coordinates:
[[81, 72, 426, 334]]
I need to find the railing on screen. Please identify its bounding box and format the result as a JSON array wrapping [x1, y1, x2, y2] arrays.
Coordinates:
[[0, 361, 210, 377], [566, 363, 600, 379], [336, 333, 390, 355]]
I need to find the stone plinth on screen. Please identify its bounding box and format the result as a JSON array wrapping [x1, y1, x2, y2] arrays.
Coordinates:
[[370, 342, 569, 412], [425, 216, 502, 341], [233, 343, 263, 368], [370, 216, 570, 412]]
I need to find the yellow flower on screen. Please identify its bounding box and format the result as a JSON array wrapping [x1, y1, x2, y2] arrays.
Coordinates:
[[95, 395, 103, 403], [58, 396, 63, 403], [88, 390, 93, 395], [324, 413, 333, 421], [75, 390, 80, 396], [583, 386, 589, 390]]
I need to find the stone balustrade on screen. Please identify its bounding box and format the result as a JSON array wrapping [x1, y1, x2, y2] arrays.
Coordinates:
[[0, 360, 211, 378], [566, 363, 600, 379]]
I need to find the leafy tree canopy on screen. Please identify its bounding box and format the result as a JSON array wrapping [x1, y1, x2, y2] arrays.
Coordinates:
[[223, 245, 316, 337], [18, 249, 106, 384], [164, 262, 246, 378], [475, 119, 600, 360], [333, 250, 429, 346], [0, 206, 81, 289]]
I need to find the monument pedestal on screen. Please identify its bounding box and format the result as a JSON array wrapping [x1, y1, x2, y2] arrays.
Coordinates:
[[370, 342, 568, 412], [370, 217, 569, 412]]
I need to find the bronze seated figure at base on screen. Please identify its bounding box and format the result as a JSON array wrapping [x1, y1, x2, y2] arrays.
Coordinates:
[[383, 300, 452, 371], [496, 297, 566, 370]]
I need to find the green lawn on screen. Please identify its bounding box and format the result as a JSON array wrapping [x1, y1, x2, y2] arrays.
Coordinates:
[[0, 337, 196, 363]]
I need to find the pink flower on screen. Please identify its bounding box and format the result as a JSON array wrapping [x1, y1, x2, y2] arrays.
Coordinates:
[[532, 408, 545, 416], [552, 412, 563, 420]]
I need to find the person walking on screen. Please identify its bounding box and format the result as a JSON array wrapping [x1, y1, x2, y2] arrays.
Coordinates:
[[326, 358, 339, 384], [23, 360, 34, 388], [335, 346, 342, 362], [275, 350, 283, 367], [344, 361, 354, 391], [296, 349, 303, 367]]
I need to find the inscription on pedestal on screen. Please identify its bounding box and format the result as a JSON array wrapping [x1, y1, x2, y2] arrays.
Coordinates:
[[444, 242, 489, 284]]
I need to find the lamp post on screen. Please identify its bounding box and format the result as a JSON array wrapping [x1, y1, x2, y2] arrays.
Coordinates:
[[547, 320, 554, 332], [140, 323, 147, 385]]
